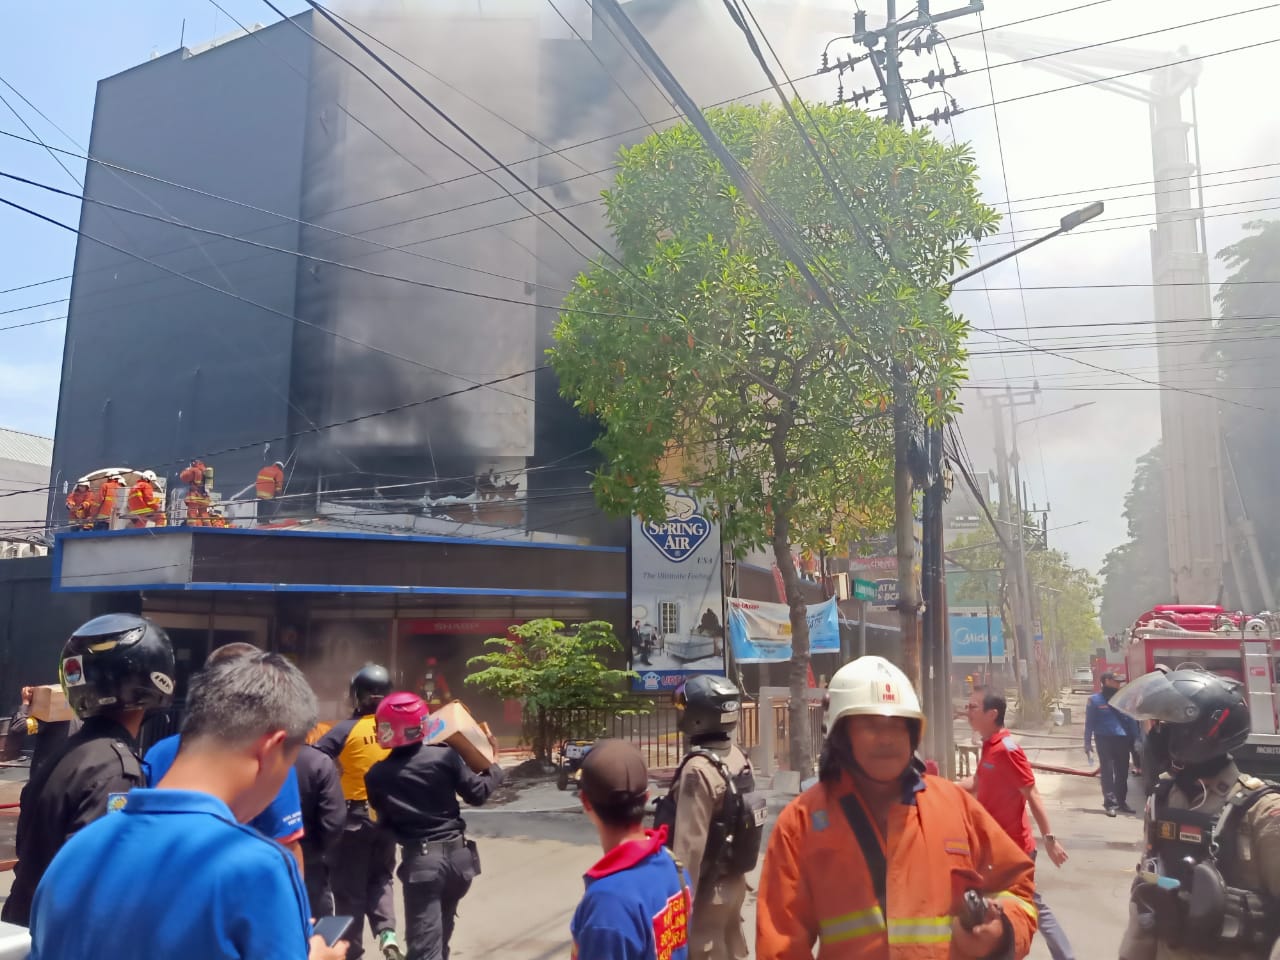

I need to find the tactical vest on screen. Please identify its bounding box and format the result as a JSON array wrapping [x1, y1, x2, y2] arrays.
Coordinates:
[[654, 746, 766, 877], [1140, 775, 1280, 953]]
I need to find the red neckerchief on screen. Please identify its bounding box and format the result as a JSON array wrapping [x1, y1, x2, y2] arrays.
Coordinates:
[[585, 826, 669, 879]]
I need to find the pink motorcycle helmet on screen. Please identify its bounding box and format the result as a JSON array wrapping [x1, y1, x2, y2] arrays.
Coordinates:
[[375, 691, 430, 748]]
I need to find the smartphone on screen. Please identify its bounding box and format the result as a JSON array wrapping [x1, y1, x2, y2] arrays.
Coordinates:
[[312, 916, 354, 947]]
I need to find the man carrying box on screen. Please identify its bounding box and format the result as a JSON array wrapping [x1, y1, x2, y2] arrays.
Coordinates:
[[365, 693, 503, 960]]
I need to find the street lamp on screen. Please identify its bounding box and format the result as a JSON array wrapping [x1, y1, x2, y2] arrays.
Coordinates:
[[948, 201, 1105, 287]]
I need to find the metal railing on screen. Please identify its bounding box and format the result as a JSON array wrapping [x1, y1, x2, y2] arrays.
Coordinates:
[[546, 695, 825, 775]]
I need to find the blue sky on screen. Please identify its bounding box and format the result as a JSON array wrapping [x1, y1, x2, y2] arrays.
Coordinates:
[[3, 0, 1280, 573], [0, 1, 306, 438]]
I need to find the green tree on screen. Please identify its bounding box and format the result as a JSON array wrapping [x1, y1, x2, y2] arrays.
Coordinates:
[[465, 619, 640, 764], [950, 519, 1103, 677], [1214, 221, 1280, 601], [1099, 445, 1171, 634], [551, 102, 997, 773]]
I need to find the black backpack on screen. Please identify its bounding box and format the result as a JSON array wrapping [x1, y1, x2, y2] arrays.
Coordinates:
[[653, 746, 766, 876]]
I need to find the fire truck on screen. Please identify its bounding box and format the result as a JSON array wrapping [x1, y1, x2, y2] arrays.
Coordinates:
[[1123, 604, 1280, 777]]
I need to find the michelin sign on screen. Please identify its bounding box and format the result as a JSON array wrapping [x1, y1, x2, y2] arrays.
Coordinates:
[[630, 490, 725, 692]]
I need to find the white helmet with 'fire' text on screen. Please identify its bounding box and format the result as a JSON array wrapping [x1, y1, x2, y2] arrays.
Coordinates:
[[824, 655, 925, 741]]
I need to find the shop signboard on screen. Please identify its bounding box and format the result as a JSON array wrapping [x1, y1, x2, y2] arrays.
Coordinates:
[[950, 611, 1006, 663], [630, 489, 725, 692]]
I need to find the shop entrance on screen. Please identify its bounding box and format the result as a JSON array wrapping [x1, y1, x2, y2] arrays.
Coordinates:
[[396, 619, 524, 735]]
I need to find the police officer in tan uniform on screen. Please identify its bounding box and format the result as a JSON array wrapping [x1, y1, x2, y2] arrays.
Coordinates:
[[1115, 667, 1280, 960], [656, 676, 762, 960]]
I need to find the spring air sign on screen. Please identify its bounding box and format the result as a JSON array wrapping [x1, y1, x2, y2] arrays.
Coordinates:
[[640, 493, 711, 562]]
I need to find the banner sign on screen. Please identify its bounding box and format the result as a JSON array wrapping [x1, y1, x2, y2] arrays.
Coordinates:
[[950, 611, 1005, 663], [727, 596, 841, 663], [630, 490, 725, 692], [871, 579, 898, 608]]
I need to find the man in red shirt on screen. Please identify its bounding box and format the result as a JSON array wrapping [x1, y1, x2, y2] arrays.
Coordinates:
[[962, 685, 1075, 960]]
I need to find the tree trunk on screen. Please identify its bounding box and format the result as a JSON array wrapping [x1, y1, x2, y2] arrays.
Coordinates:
[[773, 505, 813, 777], [894, 371, 922, 689]]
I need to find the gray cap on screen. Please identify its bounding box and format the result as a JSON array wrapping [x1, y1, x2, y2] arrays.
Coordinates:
[[579, 739, 648, 808]]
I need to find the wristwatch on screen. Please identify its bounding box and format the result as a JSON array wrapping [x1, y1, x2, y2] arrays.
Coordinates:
[[1043, 834, 1055, 844]]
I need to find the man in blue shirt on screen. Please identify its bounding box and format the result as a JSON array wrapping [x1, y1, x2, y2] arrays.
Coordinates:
[[1084, 670, 1140, 816], [571, 739, 690, 960], [145, 642, 306, 868], [29, 650, 347, 960]]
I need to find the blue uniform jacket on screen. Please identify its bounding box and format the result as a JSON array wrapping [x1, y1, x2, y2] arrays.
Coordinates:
[[1084, 692, 1139, 749], [571, 828, 690, 960], [145, 733, 304, 842]]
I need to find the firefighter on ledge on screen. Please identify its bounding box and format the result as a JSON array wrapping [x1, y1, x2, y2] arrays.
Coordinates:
[[65, 480, 96, 531], [126, 471, 165, 528], [179, 459, 214, 527], [93, 474, 124, 530], [256, 460, 285, 523]]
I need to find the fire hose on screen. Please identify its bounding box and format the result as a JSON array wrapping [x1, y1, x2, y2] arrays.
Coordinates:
[[1030, 761, 1099, 777]]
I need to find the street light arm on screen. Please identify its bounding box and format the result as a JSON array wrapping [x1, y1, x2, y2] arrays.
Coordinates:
[[947, 201, 1104, 288]]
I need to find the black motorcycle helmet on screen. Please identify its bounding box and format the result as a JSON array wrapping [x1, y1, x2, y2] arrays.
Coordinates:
[[675, 674, 741, 739], [60, 614, 176, 720], [1112, 666, 1250, 766], [350, 664, 392, 714]]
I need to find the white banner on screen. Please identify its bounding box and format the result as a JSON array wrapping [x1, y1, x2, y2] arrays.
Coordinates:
[[630, 489, 725, 692]]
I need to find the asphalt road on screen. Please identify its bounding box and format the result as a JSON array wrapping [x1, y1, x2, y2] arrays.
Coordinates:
[[0, 690, 1141, 959], [424, 726, 1141, 959]]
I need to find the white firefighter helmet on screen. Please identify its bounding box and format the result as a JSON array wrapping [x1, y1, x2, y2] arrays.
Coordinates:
[[824, 655, 925, 738], [74, 477, 89, 488], [141, 470, 158, 483]]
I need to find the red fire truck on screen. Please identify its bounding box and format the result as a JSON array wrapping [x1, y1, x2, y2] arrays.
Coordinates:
[[1122, 604, 1280, 776]]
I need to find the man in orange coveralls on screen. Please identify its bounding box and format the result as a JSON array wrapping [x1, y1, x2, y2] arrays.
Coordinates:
[[757, 655, 1038, 960]]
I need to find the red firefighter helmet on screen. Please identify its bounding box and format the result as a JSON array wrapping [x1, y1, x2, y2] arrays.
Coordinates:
[[375, 691, 430, 749]]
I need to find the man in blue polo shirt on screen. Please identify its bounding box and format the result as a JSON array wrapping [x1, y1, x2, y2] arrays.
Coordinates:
[[144, 642, 305, 865], [29, 651, 348, 960]]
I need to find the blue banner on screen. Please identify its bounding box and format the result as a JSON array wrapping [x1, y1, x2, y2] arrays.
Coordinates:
[[950, 612, 1005, 662], [728, 597, 841, 663]]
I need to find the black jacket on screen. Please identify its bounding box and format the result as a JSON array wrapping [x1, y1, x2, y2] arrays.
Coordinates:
[[295, 744, 345, 858], [2, 716, 143, 927], [365, 743, 503, 844]]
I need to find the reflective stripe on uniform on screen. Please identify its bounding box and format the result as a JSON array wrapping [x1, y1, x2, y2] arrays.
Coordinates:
[[992, 891, 1038, 921], [887, 916, 952, 945], [819, 907, 885, 945]]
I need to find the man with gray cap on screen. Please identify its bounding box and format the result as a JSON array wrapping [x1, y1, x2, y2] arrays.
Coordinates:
[[572, 739, 690, 960]]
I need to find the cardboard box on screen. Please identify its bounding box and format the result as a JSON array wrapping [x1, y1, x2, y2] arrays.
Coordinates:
[[425, 701, 495, 773], [30, 684, 74, 724]]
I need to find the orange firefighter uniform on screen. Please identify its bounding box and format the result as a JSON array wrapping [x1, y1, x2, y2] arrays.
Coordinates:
[[94, 477, 123, 529], [255, 463, 284, 500], [179, 460, 213, 527], [65, 485, 95, 530], [255, 462, 284, 524], [126, 476, 165, 528], [756, 769, 1038, 960]]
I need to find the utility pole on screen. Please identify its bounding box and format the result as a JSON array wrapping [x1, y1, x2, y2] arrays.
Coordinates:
[[850, 0, 984, 774], [987, 387, 1041, 722], [1009, 410, 1040, 713], [991, 400, 1026, 711]]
